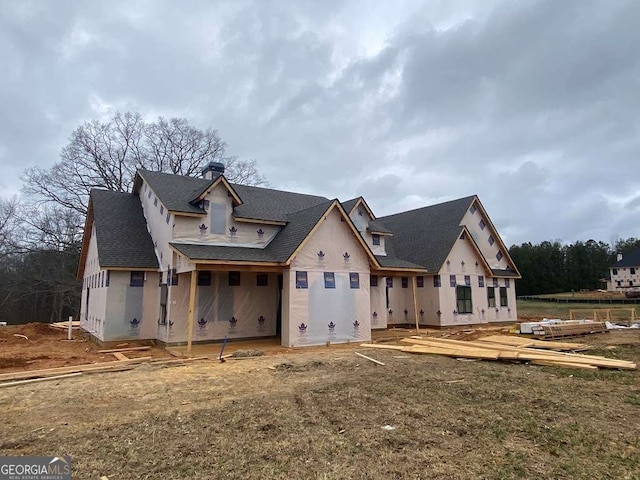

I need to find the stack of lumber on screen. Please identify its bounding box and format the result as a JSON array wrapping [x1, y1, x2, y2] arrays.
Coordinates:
[[476, 335, 591, 351], [360, 336, 636, 371], [49, 321, 81, 330], [535, 322, 608, 338]]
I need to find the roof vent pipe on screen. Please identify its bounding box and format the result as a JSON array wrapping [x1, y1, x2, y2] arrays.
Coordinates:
[[201, 161, 225, 180]]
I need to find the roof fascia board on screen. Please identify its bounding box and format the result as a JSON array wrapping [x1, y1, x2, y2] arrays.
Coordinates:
[[285, 200, 381, 267], [191, 175, 243, 206], [232, 216, 287, 226], [76, 198, 94, 279], [471, 197, 522, 277]]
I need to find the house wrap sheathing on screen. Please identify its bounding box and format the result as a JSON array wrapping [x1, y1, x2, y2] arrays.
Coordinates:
[[77, 163, 520, 347]]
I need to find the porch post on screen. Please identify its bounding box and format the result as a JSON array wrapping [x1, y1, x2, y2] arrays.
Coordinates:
[[186, 270, 197, 355], [412, 275, 420, 333]]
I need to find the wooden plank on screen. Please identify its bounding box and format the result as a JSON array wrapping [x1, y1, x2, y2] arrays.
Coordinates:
[[186, 270, 197, 355], [97, 346, 151, 354], [478, 335, 589, 351], [355, 352, 385, 366], [359, 343, 405, 351], [400, 338, 636, 369], [401, 345, 501, 360], [531, 360, 598, 371], [0, 373, 83, 388], [412, 275, 420, 333], [0, 357, 153, 383], [112, 352, 129, 361]]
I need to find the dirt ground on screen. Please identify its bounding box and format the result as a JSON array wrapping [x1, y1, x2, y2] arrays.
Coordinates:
[[0, 328, 638, 479], [0, 323, 173, 371]]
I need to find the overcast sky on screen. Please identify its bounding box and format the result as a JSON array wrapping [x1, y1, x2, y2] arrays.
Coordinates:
[[1, 0, 639, 246]]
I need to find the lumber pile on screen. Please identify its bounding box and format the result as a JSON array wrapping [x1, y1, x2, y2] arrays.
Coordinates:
[[536, 322, 608, 339], [360, 336, 636, 371], [476, 335, 590, 351]]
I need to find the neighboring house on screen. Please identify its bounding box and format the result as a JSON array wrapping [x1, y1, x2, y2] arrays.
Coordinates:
[[77, 163, 520, 347], [607, 249, 640, 291]]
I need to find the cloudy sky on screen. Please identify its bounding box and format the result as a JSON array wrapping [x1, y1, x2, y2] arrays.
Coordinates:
[[1, 0, 639, 246]]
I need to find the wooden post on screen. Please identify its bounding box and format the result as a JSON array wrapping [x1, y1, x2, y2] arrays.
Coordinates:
[[186, 270, 197, 355], [412, 276, 420, 333], [67, 316, 73, 340]]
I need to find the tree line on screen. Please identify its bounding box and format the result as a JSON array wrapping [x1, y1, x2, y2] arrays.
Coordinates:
[[508, 238, 640, 296], [0, 112, 267, 324]]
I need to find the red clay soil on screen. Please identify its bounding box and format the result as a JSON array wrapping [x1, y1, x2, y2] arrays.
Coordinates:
[[0, 323, 172, 373]]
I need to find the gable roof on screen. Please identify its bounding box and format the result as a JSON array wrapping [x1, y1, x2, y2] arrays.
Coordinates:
[[171, 200, 381, 267], [374, 196, 476, 272], [136, 169, 329, 222], [341, 196, 376, 219], [611, 247, 640, 268], [78, 189, 159, 278]]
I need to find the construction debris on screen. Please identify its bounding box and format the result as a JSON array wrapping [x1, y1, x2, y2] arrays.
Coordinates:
[[476, 335, 590, 351], [361, 336, 636, 371], [97, 346, 152, 354], [354, 351, 385, 366]]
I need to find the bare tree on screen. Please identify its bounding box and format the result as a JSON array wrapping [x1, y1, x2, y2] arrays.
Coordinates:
[[22, 112, 268, 215], [0, 196, 20, 258]]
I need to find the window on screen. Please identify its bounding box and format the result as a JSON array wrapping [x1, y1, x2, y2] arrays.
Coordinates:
[[105, 270, 110, 287], [500, 287, 508, 307], [101, 271, 105, 287], [617, 280, 622, 287], [296, 271, 308, 289], [417, 276, 424, 288], [386, 277, 393, 288], [630, 280, 634, 287], [170, 268, 178, 286], [479, 219, 486, 230], [496, 251, 504, 261], [166, 213, 170, 224], [456, 286, 472, 314], [370, 275, 378, 287], [154, 197, 158, 207], [350, 273, 360, 289], [198, 271, 212, 286], [450, 275, 456, 287], [493, 278, 499, 287], [210, 203, 226, 234], [478, 275, 484, 287], [464, 275, 471, 286], [130, 271, 145, 287], [228, 271, 241, 286], [372, 234, 380, 246], [470, 205, 477, 214], [324, 272, 336, 289], [488, 235, 495, 246], [631, 268, 636, 275], [487, 287, 496, 307], [148, 190, 152, 199], [402, 277, 409, 288], [612, 268, 618, 275], [434, 275, 441, 287], [505, 278, 510, 288], [257, 274, 268, 287], [160, 205, 164, 215]]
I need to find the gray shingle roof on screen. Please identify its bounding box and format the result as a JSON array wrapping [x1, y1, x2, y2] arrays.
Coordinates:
[[368, 220, 393, 234], [170, 200, 335, 264], [137, 169, 329, 222], [375, 256, 426, 270], [169, 243, 277, 262], [491, 268, 519, 278], [232, 184, 329, 222], [611, 247, 640, 268], [341, 198, 360, 214], [374, 196, 476, 272], [138, 170, 209, 214], [91, 189, 159, 270]]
